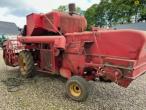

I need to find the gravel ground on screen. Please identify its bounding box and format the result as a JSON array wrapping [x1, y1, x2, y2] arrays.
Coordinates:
[[0, 50, 146, 110]]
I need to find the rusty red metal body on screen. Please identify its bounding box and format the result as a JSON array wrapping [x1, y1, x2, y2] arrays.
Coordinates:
[[2, 10, 146, 88], [18, 36, 66, 49], [27, 11, 87, 36], [63, 30, 146, 87], [3, 40, 24, 67]]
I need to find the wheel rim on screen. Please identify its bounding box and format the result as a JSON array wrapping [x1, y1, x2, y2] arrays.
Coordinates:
[[19, 56, 27, 75], [70, 83, 81, 97]]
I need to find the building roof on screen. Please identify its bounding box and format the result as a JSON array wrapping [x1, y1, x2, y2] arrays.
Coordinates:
[[113, 22, 146, 31], [0, 21, 20, 35]]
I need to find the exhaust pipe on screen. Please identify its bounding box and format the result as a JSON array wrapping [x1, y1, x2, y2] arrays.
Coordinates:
[[69, 3, 76, 15]]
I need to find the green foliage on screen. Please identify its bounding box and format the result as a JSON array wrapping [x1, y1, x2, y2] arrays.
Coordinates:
[[142, 7, 146, 17], [0, 35, 7, 47], [85, 0, 146, 29], [84, 4, 98, 29], [56, 5, 68, 12], [140, 7, 146, 21]]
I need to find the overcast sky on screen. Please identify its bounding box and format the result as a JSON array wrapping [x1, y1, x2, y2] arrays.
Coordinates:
[[0, 0, 100, 28]]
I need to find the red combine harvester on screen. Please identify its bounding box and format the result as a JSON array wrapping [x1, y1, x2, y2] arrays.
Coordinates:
[[2, 4, 146, 101]]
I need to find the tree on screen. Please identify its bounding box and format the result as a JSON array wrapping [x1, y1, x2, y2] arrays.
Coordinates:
[[140, 7, 146, 21], [139, 1, 146, 21], [55, 5, 68, 12], [85, 4, 98, 29], [85, 0, 146, 28]]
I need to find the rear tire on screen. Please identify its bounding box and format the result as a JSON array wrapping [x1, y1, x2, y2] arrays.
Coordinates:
[[18, 51, 35, 78], [66, 76, 89, 101]]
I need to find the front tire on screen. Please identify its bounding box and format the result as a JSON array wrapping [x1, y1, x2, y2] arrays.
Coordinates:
[[66, 76, 89, 101], [18, 51, 35, 78]]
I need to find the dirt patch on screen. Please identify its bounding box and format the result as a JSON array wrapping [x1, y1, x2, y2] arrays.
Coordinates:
[[1, 78, 24, 92]]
